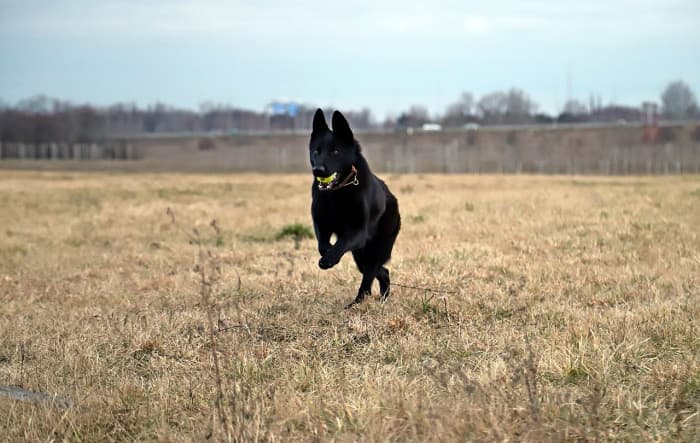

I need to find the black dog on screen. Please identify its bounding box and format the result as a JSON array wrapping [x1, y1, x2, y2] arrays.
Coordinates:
[[309, 109, 401, 308]]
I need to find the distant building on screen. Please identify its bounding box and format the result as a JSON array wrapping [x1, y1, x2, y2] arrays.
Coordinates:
[[589, 105, 641, 123]]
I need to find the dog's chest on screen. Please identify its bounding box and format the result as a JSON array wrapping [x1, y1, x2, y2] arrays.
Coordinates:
[[313, 193, 366, 229]]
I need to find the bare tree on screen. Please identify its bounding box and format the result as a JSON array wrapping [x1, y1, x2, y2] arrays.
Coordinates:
[[443, 92, 474, 127], [16, 95, 51, 113], [477, 91, 507, 123], [661, 80, 698, 119], [555, 99, 590, 123], [397, 105, 430, 128], [504, 88, 537, 123], [476, 88, 537, 124], [342, 107, 373, 131], [563, 99, 588, 115], [73, 106, 104, 142]]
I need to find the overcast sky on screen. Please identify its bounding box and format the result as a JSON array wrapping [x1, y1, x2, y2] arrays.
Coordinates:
[[1, 0, 698, 119]]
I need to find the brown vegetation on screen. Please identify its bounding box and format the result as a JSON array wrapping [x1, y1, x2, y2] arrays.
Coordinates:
[[0, 171, 698, 441]]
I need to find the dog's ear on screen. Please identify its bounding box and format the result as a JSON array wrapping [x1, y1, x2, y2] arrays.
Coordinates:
[[312, 108, 329, 134], [331, 110, 354, 141]]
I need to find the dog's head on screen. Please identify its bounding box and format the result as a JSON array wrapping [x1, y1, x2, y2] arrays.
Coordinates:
[[309, 109, 360, 191]]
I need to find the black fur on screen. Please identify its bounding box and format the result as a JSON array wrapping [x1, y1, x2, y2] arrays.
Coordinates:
[[309, 109, 401, 308]]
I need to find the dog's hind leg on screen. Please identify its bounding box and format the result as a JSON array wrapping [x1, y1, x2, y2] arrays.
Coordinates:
[[377, 266, 390, 301], [346, 267, 378, 309]]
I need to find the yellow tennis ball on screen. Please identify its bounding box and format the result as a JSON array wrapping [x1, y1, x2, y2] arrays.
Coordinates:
[[316, 172, 337, 184]]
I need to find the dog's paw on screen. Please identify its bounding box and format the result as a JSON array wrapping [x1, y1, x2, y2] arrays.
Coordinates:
[[318, 255, 336, 269], [345, 297, 365, 309]]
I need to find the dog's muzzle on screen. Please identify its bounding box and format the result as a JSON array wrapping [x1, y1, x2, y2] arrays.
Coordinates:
[[316, 172, 339, 190], [314, 165, 359, 191]]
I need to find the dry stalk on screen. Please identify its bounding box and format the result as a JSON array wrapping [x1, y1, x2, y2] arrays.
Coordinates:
[[511, 334, 540, 422], [192, 226, 232, 440]]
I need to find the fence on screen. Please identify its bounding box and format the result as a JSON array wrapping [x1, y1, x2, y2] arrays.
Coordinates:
[[1, 123, 699, 174], [0, 141, 135, 161]]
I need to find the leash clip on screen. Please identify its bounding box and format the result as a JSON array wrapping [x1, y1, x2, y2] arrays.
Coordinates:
[[352, 177, 359, 186]]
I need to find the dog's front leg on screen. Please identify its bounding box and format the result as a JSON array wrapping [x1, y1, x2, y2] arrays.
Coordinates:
[[314, 223, 332, 256], [318, 244, 343, 269], [318, 229, 368, 270]]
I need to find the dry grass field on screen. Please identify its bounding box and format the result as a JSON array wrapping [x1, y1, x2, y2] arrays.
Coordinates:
[[0, 170, 699, 442]]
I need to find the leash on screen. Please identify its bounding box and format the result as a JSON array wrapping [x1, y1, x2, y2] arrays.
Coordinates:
[[392, 282, 457, 294]]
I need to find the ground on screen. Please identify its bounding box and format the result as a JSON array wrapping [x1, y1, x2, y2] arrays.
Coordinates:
[[0, 171, 698, 441]]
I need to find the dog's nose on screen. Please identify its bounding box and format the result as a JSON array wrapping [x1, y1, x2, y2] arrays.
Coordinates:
[[312, 165, 327, 175]]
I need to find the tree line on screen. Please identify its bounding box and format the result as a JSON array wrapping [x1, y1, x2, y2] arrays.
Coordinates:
[[0, 81, 696, 144], [0, 97, 375, 144], [396, 80, 698, 128]]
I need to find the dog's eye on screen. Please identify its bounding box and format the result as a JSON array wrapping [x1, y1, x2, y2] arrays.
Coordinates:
[[331, 147, 340, 155], [313, 149, 320, 156]]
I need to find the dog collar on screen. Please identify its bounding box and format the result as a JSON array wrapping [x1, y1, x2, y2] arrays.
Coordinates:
[[335, 165, 360, 189]]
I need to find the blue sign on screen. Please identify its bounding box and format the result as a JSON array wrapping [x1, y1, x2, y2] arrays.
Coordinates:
[[270, 101, 299, 117]]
